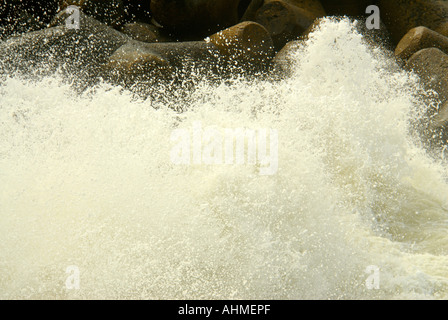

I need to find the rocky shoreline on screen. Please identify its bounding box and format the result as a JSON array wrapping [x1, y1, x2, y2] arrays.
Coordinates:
[[1, 1, 448, 143]]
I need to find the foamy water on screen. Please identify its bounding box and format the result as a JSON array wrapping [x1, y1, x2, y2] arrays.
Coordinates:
[[1, 18, 448, 300]]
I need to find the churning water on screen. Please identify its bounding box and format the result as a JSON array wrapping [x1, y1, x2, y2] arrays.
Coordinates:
[[1, 18, 448, 300]]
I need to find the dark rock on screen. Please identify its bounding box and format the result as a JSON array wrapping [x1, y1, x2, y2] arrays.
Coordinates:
[[104, 40, 227, 89], [208, 21, 274, 67], [121, 22, 158, 42], [406, 47, 448, 149], [0, 8, 129, 89], [396, 26, 448, 61], [277, 0, 326, 17], [120, 22, 171, 43], [431, 102, 448, 131], [299, 16, 324, 40], [150, 0, 240, 39], [255, 0, 316, 51], [103, 22, 276, 90], [320, 0, 372, 16], [271, 40, 302, 77], [240, 0, 264, 22], [147, 40, 271, 76], [145, 25, 274, 75], [434, 21, 448, 37], [427, 101, 448, 148], [60, 0, 126, 27], [272, 16, 324, 76], [407, 48, 448, 104], [379, 0, 448, 44], [143, 41, 222, 72], [102, 40, 173, 87]]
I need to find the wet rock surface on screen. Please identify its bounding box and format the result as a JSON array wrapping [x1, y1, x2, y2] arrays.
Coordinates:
[[0, 9, 129, 89], [395, 26, 448, 61], [254, 0, 322, 51], [379, 0, 448, 44]]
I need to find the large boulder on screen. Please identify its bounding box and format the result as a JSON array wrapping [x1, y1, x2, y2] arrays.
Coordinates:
[[255, 0, 317, 51], [102, 40, 225, 95], [319, 0, 372, 16], [276, 0, 326, 17], [407, 48, 448, 104], [0, 8, 129, 88], [150, 0, 240, 39], [430, 102, 448, 131], [141, 28, 274, 75], [141, 41, 222, 72], [208, 21, 274, 67], [427, 102, 448, 148], [240, 0, 325, 22], [395, 26, 448, 61], [271, 40, 302, 77], [103, 22, 275, 90], [240, 0, 264, 22], [120, 22, 171, 43], [102, 40, 173, 88], [121, 22, 158, 43], [406, 47, 448, 148], [379, 0, 448, 44]]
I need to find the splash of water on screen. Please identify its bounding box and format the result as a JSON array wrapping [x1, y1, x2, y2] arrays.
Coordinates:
[[1, 18, 448, 300]]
